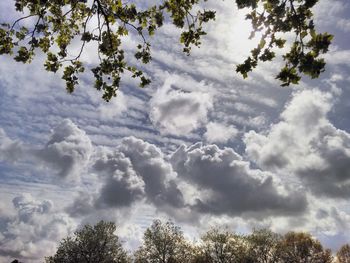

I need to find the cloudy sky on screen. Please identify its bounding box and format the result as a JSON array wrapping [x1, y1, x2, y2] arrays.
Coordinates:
[[1, 0, 350, 262]]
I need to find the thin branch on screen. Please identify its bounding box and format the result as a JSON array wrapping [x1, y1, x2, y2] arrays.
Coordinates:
[[95, 0, 117, 62], [10, 14, 37, 31], [289, 0, 305, 52], [59, 5, 93, 63], [114, 12, 147, 45], [29, 14, 42, 51]]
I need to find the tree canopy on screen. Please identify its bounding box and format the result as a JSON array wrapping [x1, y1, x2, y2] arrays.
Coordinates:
[[45, 220, 130, 263], [41, 219, 350, 263], [336, 244, 350, 263], [0, 0, 333, 101], [276, 232, 333, 263], [244, 228, 281, 263], [199, 228, 247, 262], [134, 220, 194, 263]]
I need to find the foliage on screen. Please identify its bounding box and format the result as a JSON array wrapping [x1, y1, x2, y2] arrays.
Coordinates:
[[198, 228, 248, 263], [42, 219, 342, 263], [276, 231, 333, 263], [236, 0, 333, 86], [45, 220, 130, 263], [244, 228, 281, 263], [0, 0, 332, 101], [337, 244, 350, 263], [134, 219, 194, 263]]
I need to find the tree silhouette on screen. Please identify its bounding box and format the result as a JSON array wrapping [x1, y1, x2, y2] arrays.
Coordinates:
[[199, 228, 247, 263], [39, 219, 343, 263], [0, 0, 332, 101], [337, 244, 350, 263], [134, 219, 194, 263], [45, 220, 130, 263], [276, 232, 333, 263], [245, 228, 281, 263]]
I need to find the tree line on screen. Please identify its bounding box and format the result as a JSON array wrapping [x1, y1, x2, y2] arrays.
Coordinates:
[[10, 220, 350, 263]]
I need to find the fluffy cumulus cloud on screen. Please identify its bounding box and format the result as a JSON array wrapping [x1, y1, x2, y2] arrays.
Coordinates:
[[0, 119, 93, 182], [88, 136, 184, 211], [94, 149, 145, 208], [204, 122, 238, 143], [170, 143, 307, 217], [150, 77, 213, 136], [68, 133, 308, 221], [36, 119, 93, 180], [244, 90, 350, 198], [1, 108, 350, 261], [0, 194, 75, 263]]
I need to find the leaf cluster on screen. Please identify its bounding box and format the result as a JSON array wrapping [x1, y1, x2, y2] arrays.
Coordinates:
[[236, 0, 333, 86], [0, 0, 333, 101]]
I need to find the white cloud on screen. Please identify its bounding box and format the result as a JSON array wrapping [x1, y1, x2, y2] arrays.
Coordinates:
[[324, 49, 350, 66], [86, 87, 128, 120], [150, 76, 213, 136], [0, 194, 76, 263], [204, 122, 238, 143], [244, 89, 350, 197], [35, 119, 93, 181]]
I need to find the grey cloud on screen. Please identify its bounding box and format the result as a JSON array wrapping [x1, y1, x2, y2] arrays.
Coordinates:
[[65, 192, 96, 217], [118, 137, 184, 208], [0, 128, 24, 162], [94, 150, 145, 207], [244, 90, 350, 198], [170, 143, 307, 217], [297, 126, 350, 197], [314, 0, 349, 30], [12, 195, 52, 223], [1, 119, 93, 181], [36, 119, 93, 180], [90, 137, 184, 210], [316, 209, 329, 220], [73, 135, 308, 219]]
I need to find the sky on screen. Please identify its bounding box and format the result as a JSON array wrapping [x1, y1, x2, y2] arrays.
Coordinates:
[[1, 0, 350, 262]]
